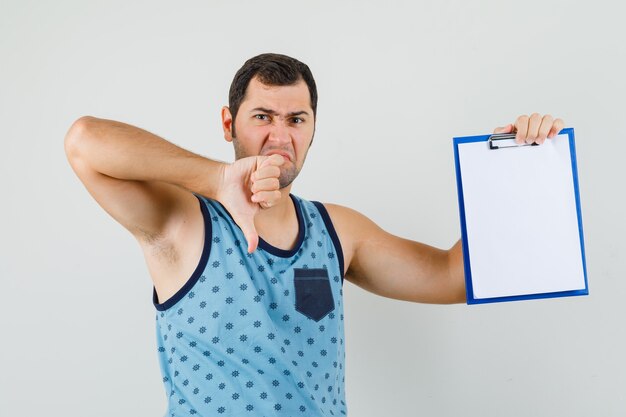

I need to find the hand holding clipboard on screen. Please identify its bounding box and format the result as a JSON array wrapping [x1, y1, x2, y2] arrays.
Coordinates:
[[493, 113, 565, 144]]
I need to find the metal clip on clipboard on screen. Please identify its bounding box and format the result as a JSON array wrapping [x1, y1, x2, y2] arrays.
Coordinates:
[[488, 133, 539, 150]]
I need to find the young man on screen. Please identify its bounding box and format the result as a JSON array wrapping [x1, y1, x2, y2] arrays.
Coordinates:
[[64, 53, 564, 416]]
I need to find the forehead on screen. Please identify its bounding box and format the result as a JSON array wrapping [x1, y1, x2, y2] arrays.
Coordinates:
[[240, 77, 313, 113]]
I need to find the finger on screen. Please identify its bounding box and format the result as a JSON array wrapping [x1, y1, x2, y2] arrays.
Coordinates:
[[525, 113, 542, 144], [251, 165, 281, 182], [251, 177, 280, 193], [548, 118, 564, 138], [259, 153, 285, 169], [253, 154, 282, 176], [514, 115, 529, 144], [493, 124, 514, 134], [251, 190, 282, 208], [537, 114, 554, 144], [235, 214, 259, 253]]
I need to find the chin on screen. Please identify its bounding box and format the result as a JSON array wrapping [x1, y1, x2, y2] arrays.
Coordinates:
[[278, 169, 299, 189]]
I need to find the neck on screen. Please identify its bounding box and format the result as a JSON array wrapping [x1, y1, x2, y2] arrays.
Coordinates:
[[253, 185, 300, 251], [255, 185, 294, 224]]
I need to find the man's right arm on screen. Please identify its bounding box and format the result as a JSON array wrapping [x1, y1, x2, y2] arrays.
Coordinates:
[[63, 116, 224, 244], [64, 115, 284, 253]]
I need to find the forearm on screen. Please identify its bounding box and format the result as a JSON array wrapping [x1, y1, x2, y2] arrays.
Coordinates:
[[64, 116, 223, 198]]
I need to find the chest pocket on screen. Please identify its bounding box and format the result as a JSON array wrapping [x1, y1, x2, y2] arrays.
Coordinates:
[[294, 268, 335, 322]]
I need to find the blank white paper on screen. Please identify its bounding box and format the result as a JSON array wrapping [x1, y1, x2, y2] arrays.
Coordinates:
[[458, 134, 586, 299]]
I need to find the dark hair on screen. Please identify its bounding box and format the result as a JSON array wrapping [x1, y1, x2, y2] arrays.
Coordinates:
[[228, 53, 318, 136]]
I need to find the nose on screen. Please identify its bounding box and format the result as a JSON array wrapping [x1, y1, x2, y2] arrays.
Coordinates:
[[267, 119, 291, 145]]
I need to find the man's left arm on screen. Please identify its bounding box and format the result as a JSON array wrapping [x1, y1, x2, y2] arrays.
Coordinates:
[[326, 204, 466, 304], [326, 114, 564, 304]]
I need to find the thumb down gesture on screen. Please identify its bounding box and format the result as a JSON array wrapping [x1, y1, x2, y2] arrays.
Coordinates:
[[216, 153, 285, 253]]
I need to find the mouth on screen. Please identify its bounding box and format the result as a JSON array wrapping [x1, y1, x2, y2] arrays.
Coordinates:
[[266, 151, 293, 162]]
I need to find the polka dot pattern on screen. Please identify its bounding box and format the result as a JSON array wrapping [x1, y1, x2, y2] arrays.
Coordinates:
[[154, 194, 347, 416]]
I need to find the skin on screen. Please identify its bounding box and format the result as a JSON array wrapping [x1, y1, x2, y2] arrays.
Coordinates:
[[63, 75, 564, 305]]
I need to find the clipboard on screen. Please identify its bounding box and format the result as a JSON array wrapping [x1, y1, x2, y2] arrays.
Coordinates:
[[453, 128, 588, 304]]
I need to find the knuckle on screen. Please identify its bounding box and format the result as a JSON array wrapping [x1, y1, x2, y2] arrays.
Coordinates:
[[259, 197, 272, 208]]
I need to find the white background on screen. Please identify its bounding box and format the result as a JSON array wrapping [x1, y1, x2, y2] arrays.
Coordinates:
[[1, 1, 625, 416]]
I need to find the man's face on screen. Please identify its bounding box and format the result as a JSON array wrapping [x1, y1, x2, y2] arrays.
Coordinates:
[[222, 76, 315, 189]]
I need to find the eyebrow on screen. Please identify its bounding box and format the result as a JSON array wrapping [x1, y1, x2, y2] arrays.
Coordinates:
[[249, 107, 310, 117]]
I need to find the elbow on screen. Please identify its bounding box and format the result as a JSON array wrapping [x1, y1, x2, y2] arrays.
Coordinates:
[[64, 116, 98, 161]]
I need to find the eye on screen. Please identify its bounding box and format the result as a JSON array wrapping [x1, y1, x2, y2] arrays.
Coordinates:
[[255, 114, 269, 121], [291, 117, 304, 124]]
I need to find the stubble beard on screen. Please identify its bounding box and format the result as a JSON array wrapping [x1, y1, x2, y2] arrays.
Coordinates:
[[277, 165, 299, 189]]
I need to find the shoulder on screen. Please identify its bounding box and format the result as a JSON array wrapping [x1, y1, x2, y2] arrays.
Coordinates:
[[321, 203, 383, 236], [313, 202, 384, 265]]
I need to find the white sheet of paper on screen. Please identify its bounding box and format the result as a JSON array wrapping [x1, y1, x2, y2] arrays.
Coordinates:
[[458, 134, 586, 299]]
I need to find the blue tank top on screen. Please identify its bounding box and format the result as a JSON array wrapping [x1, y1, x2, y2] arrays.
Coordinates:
[[153, 193, 347, 416]]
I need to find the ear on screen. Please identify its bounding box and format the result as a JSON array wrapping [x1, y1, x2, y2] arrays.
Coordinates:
[[221, 106, 234, 142]]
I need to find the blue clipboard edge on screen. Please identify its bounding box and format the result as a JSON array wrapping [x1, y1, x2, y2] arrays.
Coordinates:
[[452, 128, 589, 305]]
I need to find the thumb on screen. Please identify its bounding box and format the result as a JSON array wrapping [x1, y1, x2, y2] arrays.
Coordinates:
[[493, 123, 514, 134], [236, 213, 259, 254]]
